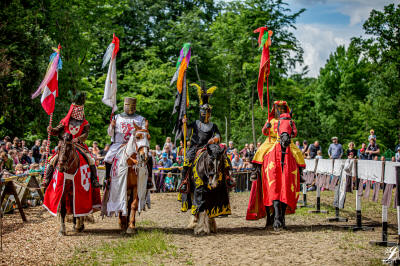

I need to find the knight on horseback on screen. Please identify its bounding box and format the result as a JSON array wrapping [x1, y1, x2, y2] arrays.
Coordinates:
[[103, 97, 153, 188], [46, 92, 101, 188], [247, 100, 305, 230], [179, 83, 233, 234]]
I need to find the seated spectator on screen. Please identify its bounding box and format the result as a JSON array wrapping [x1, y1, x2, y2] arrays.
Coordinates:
[[15, 163, 24, 175], [347, 142, 357, 159], [9, 149, 19, 165], [328, 137, 343, 159], [242, 158, 252, 169], [164, 172, 175, 192], [29, 163, 41, 173], [160, 153, 172, 168], [368, 129, 376, 142], [358, 143, 368, 160], [307, 141, 321, 159], [0, 151, 13, 173], [380, 156, 386, 161], [231, 155, 243, 171], [315, 150, 323, 159], [366, 139, 380, 160]]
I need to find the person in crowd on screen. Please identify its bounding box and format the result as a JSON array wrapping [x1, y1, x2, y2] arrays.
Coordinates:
[[242, 158, 252, 169], [155, 144, 162, 159], [395, 147, 400, 162], [307, 141, 321, 159], [227, 141, 235, 154], [29, 163, 41, 174], [366, 138, 380, 160], [0, 141, 6, 153], [392, 156, 396, 162], [3, 136, 11, 144], [380, 156, 386, 161], [346, 142, 357, 159], [98, 144, 110, 164], [315, 150, 323, 159], [9, 150, 18, 165], [231, 154, 243, 171], [373, 155, 379, 161], [245, 143, 256, 160], [21, 140, 26, 150], [172, 156, 183, 168], [160, 153, 172, 168], [15, 163, 24, 175], [163, 145, 174, 162], [28, 150, 35, 164], [358, 143, 368, 160], [301, 140, 309, 157], [12, 137, 20, 150], [31, 139, 41, 163], [240, 143, 249, 157], [0, 151, 13, 173], [164, 172, 175, 192], [328, 137, 343, 159], [39, 146, 46, 161], [19, 149, 31, 165], [5, 142, 12, 152], [92, 141, 100, 157], [295, 140, 301, 150], [163, 137, 173, 152], [256, 142, 261, 150], [176, 140, 184, 157], [368, 129, 376, 142]]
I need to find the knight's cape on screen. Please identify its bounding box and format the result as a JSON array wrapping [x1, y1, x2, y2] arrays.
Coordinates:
[[43, 152, 101, 216]]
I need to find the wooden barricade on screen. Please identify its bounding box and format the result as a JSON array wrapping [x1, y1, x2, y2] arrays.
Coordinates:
[[0, 177, 27, 222]]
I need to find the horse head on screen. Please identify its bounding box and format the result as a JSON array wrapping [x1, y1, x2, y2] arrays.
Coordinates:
[[206, 144, 225, 189], [126, 121, 151, 165], [277, 113, 295, 150], [58, 133, 74, 173]]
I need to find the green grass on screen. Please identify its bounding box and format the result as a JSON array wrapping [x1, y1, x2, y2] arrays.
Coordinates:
[[67, 224, 177, 265]]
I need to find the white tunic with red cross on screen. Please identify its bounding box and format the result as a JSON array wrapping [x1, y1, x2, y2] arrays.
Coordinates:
[[104, 113, 145, 164]]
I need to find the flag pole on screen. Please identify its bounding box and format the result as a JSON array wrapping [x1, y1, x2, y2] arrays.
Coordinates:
[[43, 112, 53, 183], [183, 114, 187, 162]]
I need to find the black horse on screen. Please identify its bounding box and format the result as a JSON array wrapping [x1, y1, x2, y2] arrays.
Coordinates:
[[182, 144, 232, 235]]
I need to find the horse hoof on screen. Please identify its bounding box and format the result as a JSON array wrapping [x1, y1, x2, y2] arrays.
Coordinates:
[[126, 227, 137, 235], [273, 219, 283, 231], [77, 224, 85, 233]]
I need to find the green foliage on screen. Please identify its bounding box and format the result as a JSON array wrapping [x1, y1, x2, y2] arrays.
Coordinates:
[[0, 0, 399, 154]]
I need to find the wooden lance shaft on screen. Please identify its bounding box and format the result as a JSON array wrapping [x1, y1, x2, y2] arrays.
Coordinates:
[[43, 112, 53, 182]]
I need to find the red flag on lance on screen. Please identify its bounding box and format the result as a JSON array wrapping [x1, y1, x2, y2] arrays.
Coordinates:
[[102, 34, 120, 121], [31, 44, 62, 180], [254, 26, 273, 110]]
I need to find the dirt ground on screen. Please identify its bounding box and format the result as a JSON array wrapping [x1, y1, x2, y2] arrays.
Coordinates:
[[0, 191, 396, 265]]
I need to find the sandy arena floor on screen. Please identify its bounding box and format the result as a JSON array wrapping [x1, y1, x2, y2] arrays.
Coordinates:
[[0, 191, 395, 265]]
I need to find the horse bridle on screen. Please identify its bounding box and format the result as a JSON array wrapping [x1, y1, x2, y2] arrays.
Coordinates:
[[58, 140, 79, 171]]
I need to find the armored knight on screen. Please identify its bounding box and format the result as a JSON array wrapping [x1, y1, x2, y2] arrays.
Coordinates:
[[251, 100, 304, 178], [104, 97, 151, 186], [180, 84, 222, 192], [46, 92, 101, 187]]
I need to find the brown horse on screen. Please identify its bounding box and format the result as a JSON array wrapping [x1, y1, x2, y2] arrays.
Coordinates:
[[57, 133, 85, 235], [112, 123, 151, 234]]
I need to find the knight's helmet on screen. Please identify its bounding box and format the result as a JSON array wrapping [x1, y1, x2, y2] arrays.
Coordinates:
[[70, 91, 86, 121], [191, 81, 217, 124], [124, 97, 137, 115], [272, 100, 291, 119]]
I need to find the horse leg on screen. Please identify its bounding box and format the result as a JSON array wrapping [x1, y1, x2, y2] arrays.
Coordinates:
[[265, 206, 273, 228], [75, 217, 85, 232], [273, 200, 283, 231], [209, 217, 217, 233], [194, 211, 210, 235], [126, 186, 138, 234], [59, 199, 66, 236], [73, 216, 76, 231], [119, 213, 128, 231], [280, 202, 287, 229]]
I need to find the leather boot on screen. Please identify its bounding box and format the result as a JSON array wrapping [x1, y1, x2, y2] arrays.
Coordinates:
[[179, 166, 190, 193], [104, 162, 112, 189], [90, 165, 101, 188]]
